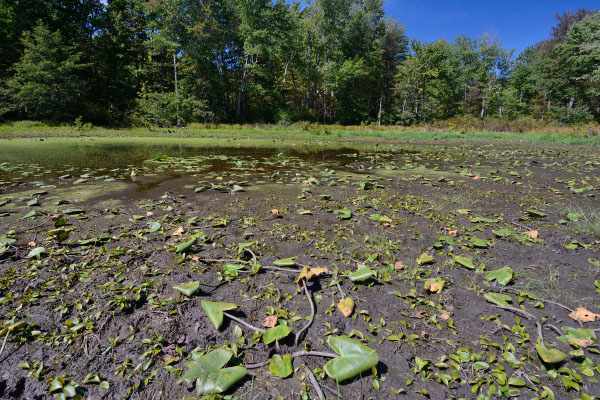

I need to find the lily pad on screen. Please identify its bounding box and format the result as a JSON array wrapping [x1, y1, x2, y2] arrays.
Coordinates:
[[173, 281, 200, 297], [273, 257, 296, 267], [484, 292, 512, 307], [484, 267, 514, 286], [454, 255, 475, 269], [269, 354, 293, 378], [263, 324, 291, 344], [178, 348, 246, 395], [416, 253, 434, 265], [201, 301, 237, 329], [348, 265, 375, 282], [323, 335, 379, 382], [535, 344, 567, 364], [176, 236, 197, 253], [26, 247, 45, 259]]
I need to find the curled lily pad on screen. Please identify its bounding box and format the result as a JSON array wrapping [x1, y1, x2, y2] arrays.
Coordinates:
[[348, 265, 375, 282], [416, 253, 434, 265], [178, 348, 246, 395], [176, 235, 198, 253], [173, 281, 200, 297], [263, 324, 291, 344], [269, 354, 293, 378], [201, 300, 237, 329], [274, 257, 296, 267], [323, 335, 379, 382]]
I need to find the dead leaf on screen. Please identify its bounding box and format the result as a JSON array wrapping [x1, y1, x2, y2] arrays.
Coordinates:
[[263, 315, 278, 328], [394, 261, 404, 270], [298, 210, 312, 215], [448, 230, 458, 237], [172, 226, 184, 236], [296, 266, 329, 285], [191, 256, 200, 262], [146, 211, 154, 216], [28, 241, 36, 247], [337, 297, 354, 317], [472, 176, 480, 180], [270, 209, 279, 215], [569, 338, 594, 348], [424, 278, 444, 294], [569, 307, 600, 323], [523, 230, 538, 239], [439, 310, 452, 321], [383, 222, 395, 228], [413, 311, 425, 319]]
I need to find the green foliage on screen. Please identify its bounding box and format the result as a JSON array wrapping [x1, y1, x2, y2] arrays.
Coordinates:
[[7, 24, 87, 122]]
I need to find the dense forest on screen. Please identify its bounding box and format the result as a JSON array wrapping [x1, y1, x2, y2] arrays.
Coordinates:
[[0, 1, 598, 127]]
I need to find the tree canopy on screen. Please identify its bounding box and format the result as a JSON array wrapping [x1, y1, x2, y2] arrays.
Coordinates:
[[0, 1, 598, 126]]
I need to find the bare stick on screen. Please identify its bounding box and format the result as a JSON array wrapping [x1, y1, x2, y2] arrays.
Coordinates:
[[261, 266, 298, 273], [336, 282, 345, 298], [292, 351, 337, 359], [198, 258, 249, 264], [510, 219, 533, 232], [493, 305, 537, 321], [295, 281, 316, 346], [246, 249, 258, 265], [223, 312, 265, 333], [305, 366, 325, 400], [245, 360, 269, 369]]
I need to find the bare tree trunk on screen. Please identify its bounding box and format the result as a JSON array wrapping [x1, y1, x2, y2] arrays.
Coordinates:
[[568, 96, 575, 109], [173, 53, 180, 128], [480, 97, 486, 118], [306, 34, 311, 110], [378, 87, 383, 126]]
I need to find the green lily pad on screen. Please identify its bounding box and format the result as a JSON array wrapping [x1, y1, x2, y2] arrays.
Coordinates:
[[178, 348, 246, 395], [26, 247, 45, 259], [147, 221, 161, 232], [485, 267, 514, 286], [176, 236, 197, 253], [416, 253, 434, 265], [454, 255, 475, 269], [348, 265, 375, 282], [273, 257, 296, 267], [535, 344, 567, 364], [484, 292, 512, 307], [269, 354, 293, 378], [323, 335, 379, 382], [201, 300, 237, 329], [527, 208, 547, 218], [173, 281, 200, 297], [557, 327, 597, 347], [62, 208, 85, 215], [263, 324, 291, 344]]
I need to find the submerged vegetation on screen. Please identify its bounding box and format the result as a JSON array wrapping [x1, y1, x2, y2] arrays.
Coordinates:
[[0, 137, 599, 399]]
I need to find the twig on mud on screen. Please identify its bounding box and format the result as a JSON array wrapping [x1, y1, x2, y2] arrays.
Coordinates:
[[295, 281, 316, 346], [322, 385, 344, 400], [261, 266, 298, 273], [245, 360, 270, 369], [336, 282, 345, 299], [493, 305, 545, 345], [17, 215, 52, 233], [510, 219, 533, 232], [223, 312, 265, 333], [545, 324, 562, 335], [245, 249, 258, 265], [305, 366, 325, 400], [198, 258, 249, 264], [538, 298, 582, 327], [493, 305, 537, 321]]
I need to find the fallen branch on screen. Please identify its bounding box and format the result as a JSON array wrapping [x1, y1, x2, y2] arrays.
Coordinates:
[[223, 312, 265, 333], [305, 366, 325, 400], [295, 281, 316, 346]]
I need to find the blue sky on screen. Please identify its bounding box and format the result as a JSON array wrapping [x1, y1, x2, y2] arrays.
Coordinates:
[[383, 1, 599, 55]]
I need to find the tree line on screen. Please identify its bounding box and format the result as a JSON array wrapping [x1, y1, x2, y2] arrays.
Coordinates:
[[0, 1, 598, 127]]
